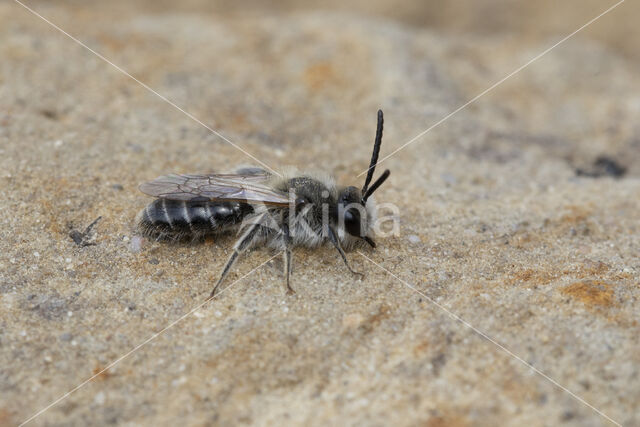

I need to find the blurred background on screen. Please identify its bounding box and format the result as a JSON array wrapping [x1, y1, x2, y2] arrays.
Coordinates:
[[48, 0, 640, 62]]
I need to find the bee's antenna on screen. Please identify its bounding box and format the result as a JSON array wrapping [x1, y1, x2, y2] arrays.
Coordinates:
[[361, 109, 384, 195], [362, 169, 390, 202]]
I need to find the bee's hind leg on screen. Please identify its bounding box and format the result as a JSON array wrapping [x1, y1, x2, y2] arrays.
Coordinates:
[[282, 223, 295, 295], [209, 216, 264, 299], [328, 227, 364, 279], [209, 251, 239, 299]]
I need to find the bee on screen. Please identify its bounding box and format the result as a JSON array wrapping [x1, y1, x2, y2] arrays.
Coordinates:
[[136, 110, 391, 298]]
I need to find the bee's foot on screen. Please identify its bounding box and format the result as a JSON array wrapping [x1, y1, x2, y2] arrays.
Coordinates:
[[208, 286, 219, 300]]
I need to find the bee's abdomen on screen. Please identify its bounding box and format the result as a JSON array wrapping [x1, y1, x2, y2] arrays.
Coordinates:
[[136, 199, 252, 240]]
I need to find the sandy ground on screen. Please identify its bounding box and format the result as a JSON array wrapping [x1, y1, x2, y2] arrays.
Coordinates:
[[1, 1, 639, 426]]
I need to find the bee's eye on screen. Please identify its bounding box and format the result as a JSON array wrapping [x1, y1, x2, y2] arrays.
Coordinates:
[[344, 208, 361, 236]]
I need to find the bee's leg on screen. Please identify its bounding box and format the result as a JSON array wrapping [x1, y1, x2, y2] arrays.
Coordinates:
[[209, 251, 239, 298], [209, 216, 264, 298], [328, 227, 364, 279], [282, 223, 295, 295]]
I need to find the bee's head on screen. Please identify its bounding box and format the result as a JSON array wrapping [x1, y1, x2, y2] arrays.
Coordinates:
[[337, 185, 366, 238], [336, 109, 390, 249]]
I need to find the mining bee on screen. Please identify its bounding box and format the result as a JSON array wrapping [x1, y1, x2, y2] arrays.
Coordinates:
[[136, 110, 391, 297]]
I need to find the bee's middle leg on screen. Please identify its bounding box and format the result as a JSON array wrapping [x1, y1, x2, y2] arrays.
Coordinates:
[[282, 223, 295, 295]]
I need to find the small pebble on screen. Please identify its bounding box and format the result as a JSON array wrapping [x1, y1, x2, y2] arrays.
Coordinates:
[[33, 251, 40, 258], [172, 377, 187, 387], [130, 236, 144, 252], [441, 173, 457, 184], [408, 235, 420, 244], [342, 313, 364, 329], [59, 332, 72, 342], [93, 391, 106, 405]]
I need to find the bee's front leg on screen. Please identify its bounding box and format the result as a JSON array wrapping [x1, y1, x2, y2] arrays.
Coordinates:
[[328, 226, 364, 279]]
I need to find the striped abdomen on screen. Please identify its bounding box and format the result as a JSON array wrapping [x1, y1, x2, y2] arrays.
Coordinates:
[[136, 199, 253, 240]]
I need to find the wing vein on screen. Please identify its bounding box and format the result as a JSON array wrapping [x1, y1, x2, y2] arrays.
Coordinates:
[[139, 173, 290, 207]]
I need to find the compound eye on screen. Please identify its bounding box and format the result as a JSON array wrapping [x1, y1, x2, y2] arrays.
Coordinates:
[[295, 197, 308, 215], [344, 208, 362, 236]]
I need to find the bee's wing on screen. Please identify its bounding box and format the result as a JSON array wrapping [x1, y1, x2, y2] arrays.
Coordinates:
[[139, 173, 290, 207]]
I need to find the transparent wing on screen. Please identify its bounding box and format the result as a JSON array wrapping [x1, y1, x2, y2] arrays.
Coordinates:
[[139, 173, 290, 207]]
